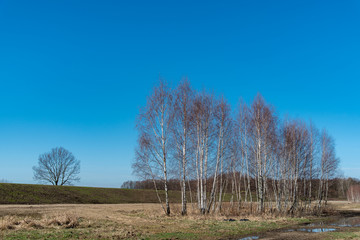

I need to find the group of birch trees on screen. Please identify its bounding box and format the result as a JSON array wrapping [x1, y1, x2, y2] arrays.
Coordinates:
[[133, 80, 339, 215], [347, 185, 360, 202]]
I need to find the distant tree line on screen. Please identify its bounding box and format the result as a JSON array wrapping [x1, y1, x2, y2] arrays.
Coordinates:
[[121, 177, 360, 200], [133, 80, 340, 215]]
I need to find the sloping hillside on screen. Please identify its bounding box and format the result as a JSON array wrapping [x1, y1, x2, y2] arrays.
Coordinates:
[[0, 183, 180, 204]]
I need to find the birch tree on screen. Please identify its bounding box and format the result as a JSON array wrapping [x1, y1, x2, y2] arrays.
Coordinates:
[[307, 121, 319, 206], [135, 80, 173, 215], [316, 129, 338, 208], [207, 96, 232, 213], [248, 94, 277, 212], [191, 91, 214, 214], [172, 79, 193, 215], [237, 101, 252, 206]]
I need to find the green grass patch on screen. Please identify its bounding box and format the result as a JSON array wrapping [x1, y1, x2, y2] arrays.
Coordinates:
[[144, 232, 198, 240], [3, 229, 85, 240], [325, 227, 360, 240], [141, 217, 311, 240], [326, 232, 360, 240]]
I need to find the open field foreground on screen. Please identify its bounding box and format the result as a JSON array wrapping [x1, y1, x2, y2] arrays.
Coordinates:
[[0, 201, 359, 240]]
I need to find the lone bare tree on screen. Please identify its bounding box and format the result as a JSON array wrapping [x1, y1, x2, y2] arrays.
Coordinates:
[[33, 147, 80, 186]]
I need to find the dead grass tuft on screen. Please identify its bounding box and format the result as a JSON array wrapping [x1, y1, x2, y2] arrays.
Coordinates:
[[0, 212, 80, 231], [45, 213, 79, 228], [26, 221, 44, 229], [0, 216, 18, 230]]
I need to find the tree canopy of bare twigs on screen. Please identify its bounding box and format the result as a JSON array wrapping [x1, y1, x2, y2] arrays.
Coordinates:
[[33, 147, 80, 186], [133, 79, 340, 216]]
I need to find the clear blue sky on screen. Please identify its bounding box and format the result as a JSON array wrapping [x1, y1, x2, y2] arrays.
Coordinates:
[[0, 0, 359, 187]]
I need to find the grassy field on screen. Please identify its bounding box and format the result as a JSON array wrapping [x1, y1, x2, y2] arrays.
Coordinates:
[[0, 203, 314, 240], [0, 183, 181, 204], [1, 183, 360, 239], [1, 201, 360, 239]]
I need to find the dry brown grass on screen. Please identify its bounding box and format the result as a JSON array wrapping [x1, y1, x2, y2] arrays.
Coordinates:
[[328, 200, 360, 212], [0, 216, 17, 230], [45, 213, 80, 228], [0, 203, 289, 239], [1, 201, 357, 239], [0, 201, 343, 227], [0, 212, 80, 231]]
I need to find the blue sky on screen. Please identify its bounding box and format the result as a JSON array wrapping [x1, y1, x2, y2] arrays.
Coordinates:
[[0, 0, 359, 187]]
